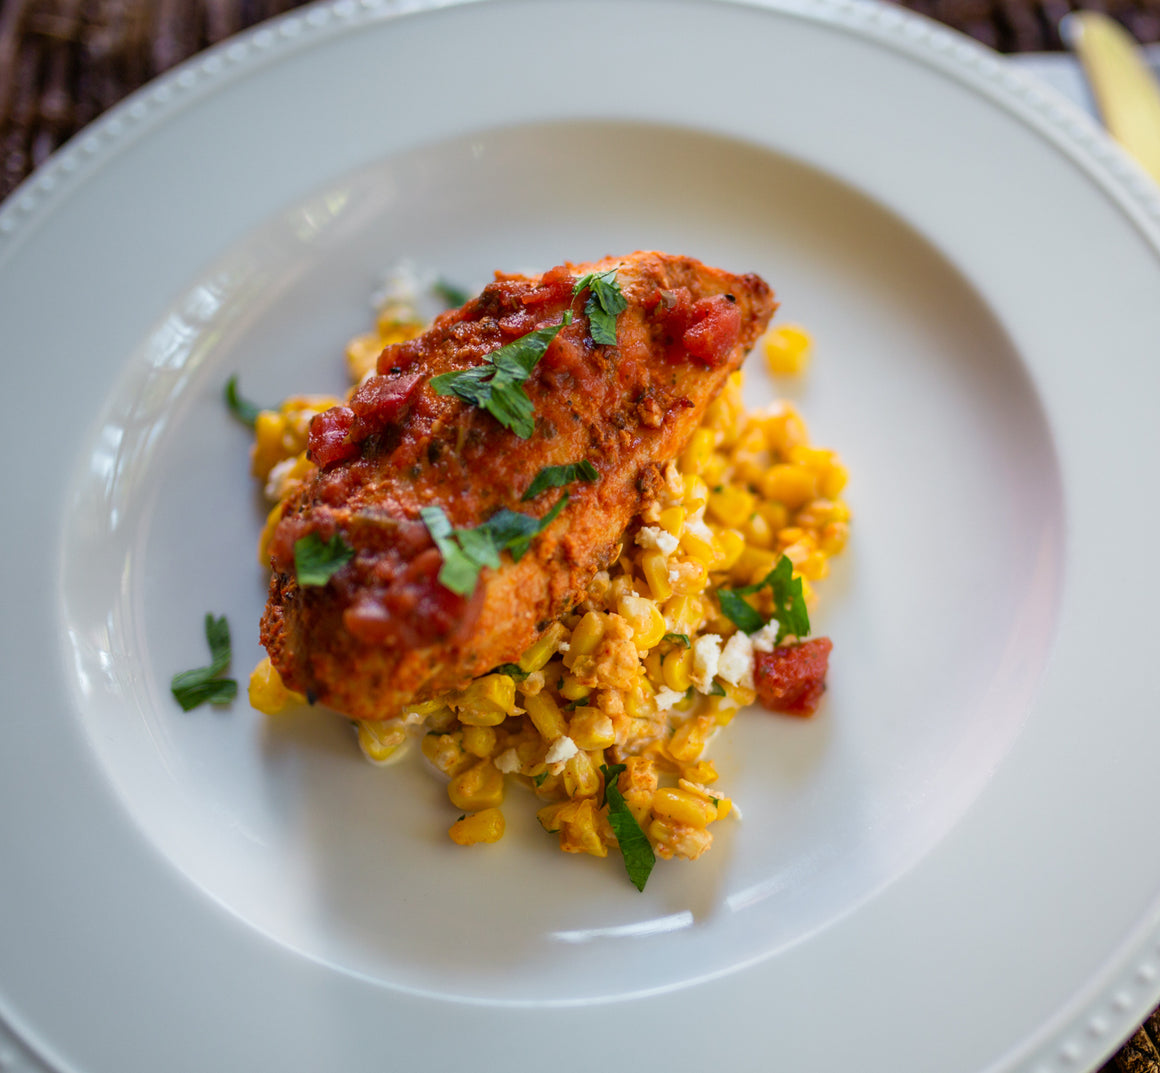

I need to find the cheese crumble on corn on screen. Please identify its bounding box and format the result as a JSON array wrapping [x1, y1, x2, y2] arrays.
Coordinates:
[[247, 290, 848, 877]]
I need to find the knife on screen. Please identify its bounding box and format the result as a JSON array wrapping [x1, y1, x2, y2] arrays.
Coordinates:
[[1061, 11, 1160, 184]]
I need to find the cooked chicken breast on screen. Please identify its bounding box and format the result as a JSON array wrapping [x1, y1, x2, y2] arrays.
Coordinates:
[[261, 251, 776, 720]]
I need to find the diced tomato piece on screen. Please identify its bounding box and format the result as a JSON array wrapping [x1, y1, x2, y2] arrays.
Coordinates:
[[754, 637, 833, 716], [350, 372, 422, 434], [683, 295, 742, 366], [307, 406, 359, 467]]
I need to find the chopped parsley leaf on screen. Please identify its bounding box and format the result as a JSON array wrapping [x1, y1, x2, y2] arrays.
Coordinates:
[[433, 279, 470, 308], [430, 314, 571, 438], [716, 554, 809, 642], [224, 375, 266, 429], [421, 498, 570, 596], [573, 269, 628, 346], [294, 532, 355, 587], [563, 696, 591, 711], [709, 680, 726, 697], [662, 632, 690, 648], [171, 613, 238, 711], [600, 763, 655, 891], [489, 663, 530, 681], [532, 772, 550, 788], [521, 459, 599, 501]]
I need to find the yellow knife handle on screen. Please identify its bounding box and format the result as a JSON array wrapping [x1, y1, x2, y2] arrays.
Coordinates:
[[1065, 11, 1160, 184]]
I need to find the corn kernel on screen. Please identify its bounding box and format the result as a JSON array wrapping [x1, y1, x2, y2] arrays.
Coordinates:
[[681, 759, 718, 785], [618, 595, 666, 650], [562, 749, 601, 798], [421, 732, 473, 777], [648, 816, 713, 861], [568, 708, 616, 750], [663, 594, 705, 636], [643, 648, 665, 687], [357, 719, 407, 764], [448, 808, 505, 845], [820, 521, 849, 556], [251, 411, 289, 482], [763, 324, 812, 376], [670, 558, 710, 596], [247, 656, 303, 715], [657, 505, 687, 537], [345, 332, 384, 383], [518, 621, 568, 672], [457, 674, 516, 725], [732, 546, 779, 585], [662, 647, 694, 692], [683, 474, 709, 511], [640, 549, 673, 601], [462, 724, 497, 758], [557, 798, 609, 857], [569, 611, 606, 656], [524, 693, 568, 741], [714, 528, 746, 571], [707, 486, 756, 528], [669, 714, 714, 763], [559, 674, 591, 702], [822, 463, 849, 499], [679, 428, 716, 475], [448, 760, 505, 811], [652, 787, 717, 829], [762, 464, 818, 509]]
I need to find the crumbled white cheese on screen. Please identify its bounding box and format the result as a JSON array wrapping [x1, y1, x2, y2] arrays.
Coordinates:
[[750, 619, 782, 653], [667, 565, 682, 586], [664, 461, 684, 497], [718, 631, 755, 689], [264, 457, 297, 502], [545, 736, 579, 765], [494, 748, 521, 774], [653, 687, 686, 712], [556, 641, 570, 653], [636, 525, 679, 557], [691, 634, 723, 693], [684, 514, 714, 544]]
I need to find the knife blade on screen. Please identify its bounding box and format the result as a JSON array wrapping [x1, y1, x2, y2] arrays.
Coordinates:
[[1061, 11, 1160, 184]]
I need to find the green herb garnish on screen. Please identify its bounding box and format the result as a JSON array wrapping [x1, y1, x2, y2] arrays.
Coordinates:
[[224, 375, 266, 429], [433, 279, 470, 308], [171, 613, 238, 711], [521, 460, 599, 501], [717, 554, 809, 642], [533, 772, 550, 788], [294, 532, 355, 587], [421, 498, 569, 596], [430, 315, 570, 438], [490, 663, 530, 681], [573, 269, 627, 346], [563, 696, 591, 711], [600, 763, 655, 892], [662, 632, 691, 648], [709, 680, 726, 697]]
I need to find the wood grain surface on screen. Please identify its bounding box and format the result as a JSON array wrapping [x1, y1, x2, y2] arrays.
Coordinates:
[[0, 0, 1157, 1070]]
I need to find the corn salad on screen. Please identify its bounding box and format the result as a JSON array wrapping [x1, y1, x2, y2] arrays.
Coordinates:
[[247, 281, 849, 884]]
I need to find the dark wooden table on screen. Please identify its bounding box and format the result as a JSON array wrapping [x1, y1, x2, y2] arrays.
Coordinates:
[[1, 1, 1158, 1070]]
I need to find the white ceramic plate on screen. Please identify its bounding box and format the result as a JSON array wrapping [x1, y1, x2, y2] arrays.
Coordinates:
[[3, 1, 1160, 1070]]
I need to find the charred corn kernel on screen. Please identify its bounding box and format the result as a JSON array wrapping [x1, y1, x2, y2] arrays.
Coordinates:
[[251, 411, 289, 481], [563, 750, 601, 798], [357, 720, 407, 764], [537, 801, 569, 832], [820, 521, 850, 555], [641, 550, 674, 601], [822, 463, 848, 498], [524, 692, 568, 741], [670, 559, 709, 596], [568, 709, 616, 750], [682, 759, 718, 785], [618, 595, 666, 650], [462, 724, 497, 758], [764, 324, 813, 375], [680, 428, 716, 474], [570, 611, 605, 656], [448, 759, 505, 811], [421, 732, 473, 777], [557, 799, 609, 857], [248, 656, 303, 714], [662, 647, 694, 692], [448, 808, 505, 845], [678, 778, 732, 820], [707, 486, 756, 528], [345, 332, 384, 383], [559, 674, 591, 702], [683, 474, 709, 510], [457, 674, 516, 725], [762, 464, 818, 509], [518, 621, 568, 672], [669, 714, 714, 763], [663, 594, 704, 637], [643, 648, 665, 687], [716, 528, 746, 570], [624, 683, 657, 719], [648, 816, 713, 861], [621, 755, 659, 793], [652, 787, 717, 829], [657, 505, 687, 538]]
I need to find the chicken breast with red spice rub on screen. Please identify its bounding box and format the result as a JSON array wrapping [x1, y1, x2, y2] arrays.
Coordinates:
[[261, 251, 776, 720]]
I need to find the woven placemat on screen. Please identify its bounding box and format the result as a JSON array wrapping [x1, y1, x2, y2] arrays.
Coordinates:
[[0, 1, 1158, 1070]]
